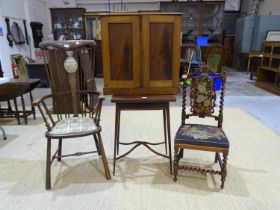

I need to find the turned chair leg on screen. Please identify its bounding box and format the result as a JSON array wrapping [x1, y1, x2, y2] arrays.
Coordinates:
[[173, 148, 179, 182], [46, 138, 52, 190], [221, 153, 228, 189], [93, 134, 101, 155], [179, 148, 184, 159], [57, 139, 62, 161], [97, 133, 111, 180], [215, 152, 219, 163]]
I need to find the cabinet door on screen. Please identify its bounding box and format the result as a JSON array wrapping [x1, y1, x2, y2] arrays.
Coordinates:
[[102, 16, 140, 90], [142, 15, 181, 89]]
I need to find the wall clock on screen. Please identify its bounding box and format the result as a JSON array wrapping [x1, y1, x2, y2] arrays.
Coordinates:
[[225, 0, 241, 11]]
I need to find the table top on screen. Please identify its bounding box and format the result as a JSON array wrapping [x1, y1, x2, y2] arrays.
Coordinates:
[[9, 78, 40, 84], [0, 78, 40, 95], [111, 95, 176, 103]]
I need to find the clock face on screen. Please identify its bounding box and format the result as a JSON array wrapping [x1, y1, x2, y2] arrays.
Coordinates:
[[225, 0, 241, 11]]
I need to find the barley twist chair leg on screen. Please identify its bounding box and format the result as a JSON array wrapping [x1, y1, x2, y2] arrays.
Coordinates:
[[57, 139, 62, 161], [173, 148, 179, 182], [46, 138, 52, 190], [221, 153, 228, 189], [97, 133, 111, 180]]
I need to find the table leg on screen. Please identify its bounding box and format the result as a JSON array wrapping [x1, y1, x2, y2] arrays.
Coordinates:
[[247, 57, 251, 74], [113, 105, 120, 175], [163, 109, 167, 154], [29, 92, 36, 119], [116, 108, 121, 155], [13, 98, 20, 125], [21, 95, 27, 125], [166, 105, 172, 174], [7, 100, 12, 113]]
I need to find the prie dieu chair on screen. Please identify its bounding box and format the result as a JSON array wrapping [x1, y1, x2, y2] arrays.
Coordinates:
[[173, 70, 229, 189]]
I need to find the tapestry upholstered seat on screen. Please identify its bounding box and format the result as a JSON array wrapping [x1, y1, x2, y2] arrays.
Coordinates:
[[175, 124, 229, 148], [173, 71, 229, 189]]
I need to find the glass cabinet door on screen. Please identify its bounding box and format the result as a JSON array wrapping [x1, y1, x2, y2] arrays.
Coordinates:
[[182, 3, 200, 44], [203, 3, 224, 43], [50, 8, 85, 41], [52, 13, 67, 40], [68, 13, 84, 40]]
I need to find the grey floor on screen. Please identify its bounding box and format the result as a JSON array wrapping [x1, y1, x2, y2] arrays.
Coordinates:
[[30, 67, 280, 134]]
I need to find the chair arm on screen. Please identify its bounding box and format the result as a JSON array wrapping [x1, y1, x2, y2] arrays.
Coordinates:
[[32, 94, 53, 106], [94, 95, 105, 126]]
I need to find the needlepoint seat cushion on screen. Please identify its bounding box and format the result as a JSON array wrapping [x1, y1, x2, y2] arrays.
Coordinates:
[[175, 124, 229, 148]]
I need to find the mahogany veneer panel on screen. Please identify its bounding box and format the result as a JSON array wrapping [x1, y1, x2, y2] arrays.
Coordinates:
[[109, 23, 133, 81], [150, 23, 173, 80]]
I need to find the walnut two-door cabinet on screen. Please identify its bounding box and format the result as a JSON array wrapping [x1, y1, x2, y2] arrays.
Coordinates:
[[101, 12, 182, 95]]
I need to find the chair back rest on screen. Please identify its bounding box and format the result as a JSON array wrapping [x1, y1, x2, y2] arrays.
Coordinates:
[[207, 53, 221, 73], [39, 41, 97, 93], [39, 41, 97, 113], [181, 72, 226, 127], [192, 74, 213, 115]]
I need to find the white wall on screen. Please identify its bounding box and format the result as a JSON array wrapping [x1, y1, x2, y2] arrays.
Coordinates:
[[48, 0, 77, 8], [0, 0, 51, 78], [77, 0, 170, 12], [258, 0, 280, 16], [26, 0, 51, 42], [241, 0, 280, 16], [0, 0, 30, 78]]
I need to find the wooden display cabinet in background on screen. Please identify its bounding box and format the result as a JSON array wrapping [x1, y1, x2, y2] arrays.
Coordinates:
[[161, 1, 225, 45], [50, 8, 86, 40], [161, 1, 226, 71], [101, 13, 182, 95]]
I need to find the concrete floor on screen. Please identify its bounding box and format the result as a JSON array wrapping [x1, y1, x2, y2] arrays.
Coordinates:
[[30, 68, 280, 134]]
